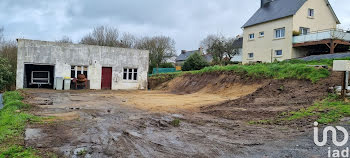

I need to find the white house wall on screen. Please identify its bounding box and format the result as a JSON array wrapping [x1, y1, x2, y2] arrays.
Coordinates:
[[16, 39, 149, 90]]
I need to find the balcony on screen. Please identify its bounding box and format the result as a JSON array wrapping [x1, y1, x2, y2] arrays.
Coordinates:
[[293, 29, 350, 44], [293, 29, 350, 54]]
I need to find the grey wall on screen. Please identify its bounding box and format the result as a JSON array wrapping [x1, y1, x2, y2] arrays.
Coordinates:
[[16, 39, 149, 90]]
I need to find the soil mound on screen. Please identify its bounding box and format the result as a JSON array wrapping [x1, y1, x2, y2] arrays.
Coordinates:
[[201, 72, 343, 121], [157, 72, 266, 95]]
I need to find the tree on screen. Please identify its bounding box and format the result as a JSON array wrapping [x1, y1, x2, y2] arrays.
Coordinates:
[[56, 36, 73, 43], [182, 53, 209, 71], [120, 32, 137, 48], [135, 36, 176, 72], [225, 37, 240, 61], [80, 26, 120, 47], [200, 34, 241, 65], [0, 27, 17, 74], [0, 27, 4, 44], [200, 34, 226, 64], [0, 57, 15, 91]]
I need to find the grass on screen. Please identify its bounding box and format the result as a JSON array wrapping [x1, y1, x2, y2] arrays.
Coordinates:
[[0, 91, 44, 157], [171, 119, 181, 127], [252, 94, 350, 125], [149, 58, 347, 83], [284, 94, 350, 124]]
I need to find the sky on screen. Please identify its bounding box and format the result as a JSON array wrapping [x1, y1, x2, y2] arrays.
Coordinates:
[[0, 0, 349, 55]]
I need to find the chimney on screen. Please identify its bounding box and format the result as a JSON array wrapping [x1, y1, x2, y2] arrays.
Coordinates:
[[261, 0, 272, 8], [181, 50, 187, 54], [198, 47, 204, 55]]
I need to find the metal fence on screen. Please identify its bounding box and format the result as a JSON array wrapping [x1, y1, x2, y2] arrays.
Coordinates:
[[293, 29, 350, 44]]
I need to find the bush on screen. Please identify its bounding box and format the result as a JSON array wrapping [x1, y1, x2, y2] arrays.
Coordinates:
[[0, 57, 15, 92], [182, 53, 209, 71], [159, 63, 175, 68]]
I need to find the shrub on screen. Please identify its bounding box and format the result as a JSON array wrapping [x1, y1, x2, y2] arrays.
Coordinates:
[[293, 31, 301, 36], [0, 57, 15, 92], [182, 53, 209, 71], [159, 62, 175, 68]]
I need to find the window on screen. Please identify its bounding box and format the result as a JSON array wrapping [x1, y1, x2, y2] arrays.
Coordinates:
[[308, 8, 314, 17], [249, 33, 255, 40], [71, 66, 88, 79], [275, 50, 283, 56], [259, 32, 264, 37], [275, 28, 285, 39], [248, 53, 254, 58], [123, 68, 138, 81], [299, 27, 310, 35]]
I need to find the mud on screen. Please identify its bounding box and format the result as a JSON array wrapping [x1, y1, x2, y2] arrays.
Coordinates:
[[22, 72, 344, 157], [202, 72, 343, 126]]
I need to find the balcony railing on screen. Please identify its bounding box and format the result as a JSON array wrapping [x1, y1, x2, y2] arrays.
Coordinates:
[[293, 29, 350, 44]]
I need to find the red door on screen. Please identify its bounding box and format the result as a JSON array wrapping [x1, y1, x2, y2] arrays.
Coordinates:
[[101, 67, 112, 89]]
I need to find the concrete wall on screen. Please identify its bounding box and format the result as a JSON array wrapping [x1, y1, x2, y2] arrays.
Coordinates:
[[16, 39, 149, 90], [242, 16, 294, 64]]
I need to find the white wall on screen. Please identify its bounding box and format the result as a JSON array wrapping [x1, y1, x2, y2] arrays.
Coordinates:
[[16, 39, 149, 90]]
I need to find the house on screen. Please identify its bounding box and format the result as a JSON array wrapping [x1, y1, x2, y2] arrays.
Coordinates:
[[164, 56, 177, 66], [242, 0, 349, 64], [176, 48, 204, 65], [231, 37, 243, 62], [16, 39, 149, 90]]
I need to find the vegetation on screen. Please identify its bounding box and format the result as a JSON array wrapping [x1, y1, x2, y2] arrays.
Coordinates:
[[283, 94, 350, 124], [151, 59, 338, 83], [0, 57, 16, 91], [252, 94, 350, 125], [0, 27, 17, 91], [200, 34, 241, 64], [0, 91, 42, 157], [171, 119, 181, 127], [182, 53, 209, 71], [293, 31, 301, 36]]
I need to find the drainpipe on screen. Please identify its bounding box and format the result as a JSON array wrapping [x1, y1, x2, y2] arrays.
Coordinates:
[[271, 49, 273, 63], [346, 71, 349, 90]]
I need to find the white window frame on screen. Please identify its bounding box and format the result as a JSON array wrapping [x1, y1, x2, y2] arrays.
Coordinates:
[[249, 33, 255, 40], [308, 8, 314, 18], [71, 66, 88, 79], [274, 28, 285, 39], [123, 68, 138, 81], [248, 53, 254, 59], [259, 31, 264, 37], [275, 50, 283, 56], [299, 27, 310, 35]]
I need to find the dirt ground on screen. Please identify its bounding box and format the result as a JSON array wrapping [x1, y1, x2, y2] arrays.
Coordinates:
[[21, 89, 322, 158], [22, 72, 344, 157]]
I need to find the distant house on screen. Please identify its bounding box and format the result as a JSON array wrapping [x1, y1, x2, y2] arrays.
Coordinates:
[[176, 48, 206, 65], [242, 0, 347, 64], [231, 37, 243, 62], [164, 56, 177, 65]]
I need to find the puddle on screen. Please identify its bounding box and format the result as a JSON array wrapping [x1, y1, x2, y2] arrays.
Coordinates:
[[0, 93, 3, 110]]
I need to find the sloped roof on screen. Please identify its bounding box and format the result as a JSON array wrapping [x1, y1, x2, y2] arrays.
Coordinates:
[[242, 0, 307, 28], [232, 37, 243, 49], [176, 50, 197, 61], [243, 0, 340, 28], [298, 52, 350, 61]]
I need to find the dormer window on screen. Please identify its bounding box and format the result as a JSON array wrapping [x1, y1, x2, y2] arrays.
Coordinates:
[[308, 8, 314, 18], [249, 33, 255, 40]]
